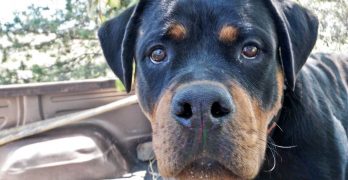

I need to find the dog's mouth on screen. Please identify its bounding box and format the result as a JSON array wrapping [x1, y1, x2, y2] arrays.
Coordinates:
[[176, 158, 241, 180]]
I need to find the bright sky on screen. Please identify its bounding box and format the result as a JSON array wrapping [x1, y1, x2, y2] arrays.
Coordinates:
[[0, 0, 66, 22]]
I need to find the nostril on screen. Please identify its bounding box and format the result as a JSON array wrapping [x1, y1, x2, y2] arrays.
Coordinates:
[[211, 102, 230, 118], [176, 103, 193, 119]]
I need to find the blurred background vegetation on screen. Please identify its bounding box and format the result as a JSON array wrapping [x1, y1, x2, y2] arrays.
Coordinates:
[[0, 0, 347, 85]]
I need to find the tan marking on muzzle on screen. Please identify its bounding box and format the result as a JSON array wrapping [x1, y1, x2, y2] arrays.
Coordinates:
[[151, 88, 182, 177], [223, 69, 284, 178], [219, 25, 239, 44]]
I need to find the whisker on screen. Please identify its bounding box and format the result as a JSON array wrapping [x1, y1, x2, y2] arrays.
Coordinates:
[[268, 137, 297, 149], [269, 143, 297, 149], [274, 122, 284, 132], [264, 144, 276, 172]]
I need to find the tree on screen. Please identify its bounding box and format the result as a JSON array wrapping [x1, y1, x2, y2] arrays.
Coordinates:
[[296, 0, 348, 51], [0, 0, 136, 85]]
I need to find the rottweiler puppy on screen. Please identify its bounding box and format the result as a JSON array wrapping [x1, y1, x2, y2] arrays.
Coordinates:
[[98, 0, 348, 179]]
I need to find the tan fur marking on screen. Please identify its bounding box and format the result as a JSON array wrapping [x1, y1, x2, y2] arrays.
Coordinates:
[[152, 89, 183, 177], [167, 23, 187, 41], [228, 83, 262, 178], [219, 25, 239, 44], [224, 68, 284, 178], [152, 90, 173, 123]]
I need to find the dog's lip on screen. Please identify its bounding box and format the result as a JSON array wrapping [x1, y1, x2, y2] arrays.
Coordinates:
[[190, 158, 219, 169], [177, 157, 240, 178]]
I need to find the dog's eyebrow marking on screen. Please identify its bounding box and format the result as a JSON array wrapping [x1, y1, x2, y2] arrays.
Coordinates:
[[219, 25, 239, 44], [166, 23, 187, 41]]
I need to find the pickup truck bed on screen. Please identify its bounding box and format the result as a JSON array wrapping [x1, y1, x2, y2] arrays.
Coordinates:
[[0, 79, 154, 180]]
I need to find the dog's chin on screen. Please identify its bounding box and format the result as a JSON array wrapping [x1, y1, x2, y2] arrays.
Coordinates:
[[175, 158, 242, 180]]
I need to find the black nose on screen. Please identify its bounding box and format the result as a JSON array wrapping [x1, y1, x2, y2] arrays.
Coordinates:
[[171, 83, 234, 130]]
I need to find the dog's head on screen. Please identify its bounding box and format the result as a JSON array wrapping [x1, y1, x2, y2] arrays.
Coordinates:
[[99, 0, 318, 179]]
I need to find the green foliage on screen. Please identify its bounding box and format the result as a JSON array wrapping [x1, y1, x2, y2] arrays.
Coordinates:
[[0, 0, 136, 85], [296, 0, 348, 51]]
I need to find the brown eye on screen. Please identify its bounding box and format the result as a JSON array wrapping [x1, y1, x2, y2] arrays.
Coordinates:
[[241, 45, 259, 59], [150, 48, 167, 63]]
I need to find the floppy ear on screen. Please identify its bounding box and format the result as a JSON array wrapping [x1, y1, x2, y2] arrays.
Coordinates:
[[266, 0, 319, 90], [98, 1, 147, 92]]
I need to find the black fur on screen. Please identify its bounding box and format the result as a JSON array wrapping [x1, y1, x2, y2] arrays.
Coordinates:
[[99, 0, 348, 179], [258, 53, 348, 179], [265, 0, 319, 90], [98, 1, 149, 92]]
